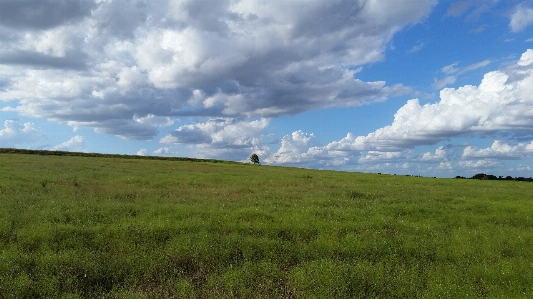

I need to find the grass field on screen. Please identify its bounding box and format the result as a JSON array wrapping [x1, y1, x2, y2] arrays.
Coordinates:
[[1, 152, 532, 298]]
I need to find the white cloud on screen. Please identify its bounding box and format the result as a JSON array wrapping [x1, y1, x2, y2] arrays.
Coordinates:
[[462, 140, 533, 159], [417, 146, 451, 162], [457, 160, 503, 169], [514, 165, 533, 172], [325, 157, 350, 167], [161, 118, 269, 147], [51, 135, 86, 152], [438, 161, 453, 170], [161, 117, 270, 160], [518, 49, 533, 66], [137, 149, 148, 156], [154, 147, 170, 155], [325, 49, 533, 153], [0, 0, 436, 140], [358, 151, 408, 163], [134, 114, 174, 127], [254, 49, 533, 174], [510, 4, 533, 32], [266, 130, 319, 165], [264, 130, 355, 168], [153, 147, 179, 156], [0, 119, 43, 147]]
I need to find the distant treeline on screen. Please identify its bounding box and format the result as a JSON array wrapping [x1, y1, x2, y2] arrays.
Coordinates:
[[0, 148, 238, 164], [456, 173, 533, 182]]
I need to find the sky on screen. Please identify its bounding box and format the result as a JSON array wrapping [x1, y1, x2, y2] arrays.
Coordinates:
[[1, 0, 533, 178]]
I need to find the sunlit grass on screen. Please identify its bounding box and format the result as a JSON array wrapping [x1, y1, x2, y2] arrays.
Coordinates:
[[0, 153, 532, 298]]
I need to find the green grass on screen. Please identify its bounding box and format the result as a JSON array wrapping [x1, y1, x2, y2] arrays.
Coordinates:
[[1, 153, 532, 298]]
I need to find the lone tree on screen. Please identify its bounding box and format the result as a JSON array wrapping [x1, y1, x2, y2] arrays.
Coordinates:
[[250, 153, 260, 164]]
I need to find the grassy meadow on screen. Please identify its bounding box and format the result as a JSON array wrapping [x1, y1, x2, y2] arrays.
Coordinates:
[[1, 152, 532, 298]]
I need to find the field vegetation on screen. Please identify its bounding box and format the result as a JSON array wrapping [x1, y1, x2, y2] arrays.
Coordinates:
[[1, 151, 532, 298]]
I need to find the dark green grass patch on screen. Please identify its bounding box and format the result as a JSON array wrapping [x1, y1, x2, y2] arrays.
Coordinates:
[[1, 153, 533, 298]]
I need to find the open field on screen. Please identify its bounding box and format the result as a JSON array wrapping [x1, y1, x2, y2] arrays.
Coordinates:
[[1, 152, 532, 298]]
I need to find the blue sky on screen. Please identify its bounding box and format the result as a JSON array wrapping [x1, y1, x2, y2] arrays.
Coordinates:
[[1, 0, 533, 178]]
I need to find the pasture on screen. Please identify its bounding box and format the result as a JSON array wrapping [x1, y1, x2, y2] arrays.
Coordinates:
[[0, 152, 532, 298]]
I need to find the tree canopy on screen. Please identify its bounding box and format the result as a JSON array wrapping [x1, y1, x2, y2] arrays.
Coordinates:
[[250, 153, 260, 164]]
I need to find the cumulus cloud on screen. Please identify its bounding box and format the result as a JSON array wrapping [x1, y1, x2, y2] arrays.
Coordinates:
[[265, 49, 533, 173], [438, 161, 453, 170], [154, 147, 171, 155], [457, 159, 503, 169], [462, 140, 533, 159], [137, 148, 148, 156], [0, 119, 43, 147], [263, 130, 356, 167], [161, 118, 269, 148], [514, 165, 532, 172], [325, 49, 533, 153], [417, 146, 451, 162], [139, 147, 179, 156], [0, 0, 436, 140], [266, 130, 319, 165], [51, 135, 86, 152], [358, 151, 408, 163], [160, 117, 270, 160]]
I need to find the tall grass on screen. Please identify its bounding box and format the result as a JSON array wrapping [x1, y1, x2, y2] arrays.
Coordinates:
[[0, 153, 532, 298]]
